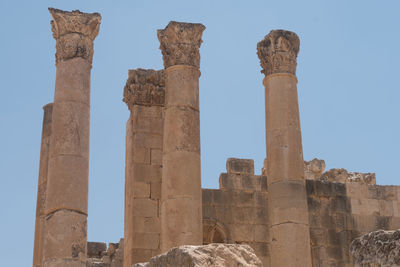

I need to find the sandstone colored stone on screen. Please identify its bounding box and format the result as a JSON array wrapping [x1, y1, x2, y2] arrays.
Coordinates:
[[159, 21, 204, 253], [304, 158, 325, 180], [87, 239, 124, 267], [348, 172, 376, 184], [132, 233, 159, 249], [45, 155, 89, 214], [132, 163, 162, 183], [219, 173, 243, 190], [132, 116, 163, 135], [268, 180, 310, 225], [132, 217, 161, 234], [133, 105, 163, 119], [226, 158, 254, 174], [269, 223, 312, 266], [133, 147, 151, 164], [160, 198, 203, 250], [150, 182, 161, 200], [241, 175, 261, 191], [87, 242, 107, 258], [132, 243, 262, 267], [164, 66, 201, 109], [150, 149, 162, 165], [157, 21, 205, 68], [49, 8, 101, 64], [258, 29, 313, 266], [43, 8, 101, 267], [350, 230, 400, 267], [33, 103, 53, 267], [43, 210, 87, 263], [162, 106, 200, 153], [123, 69, 165, 267], [32, 17, 400, 267], [162, 151, 201, 198], [123, 69, 165, 111], [320, 168, 376, 185], [346, 182, 368, 199], [231, 224, 254, 242], [321, 168, 349, 183], [133, 133, 163, 149], [132, 199, 158, 217], [133, 182, 150, 199]]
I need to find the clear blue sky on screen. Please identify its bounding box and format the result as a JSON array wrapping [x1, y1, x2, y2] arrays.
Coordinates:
[[1, 1, 399, 266]]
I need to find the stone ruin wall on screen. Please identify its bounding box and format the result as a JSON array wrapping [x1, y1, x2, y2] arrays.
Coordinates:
[[202, 158, 269, 265], [87, 158, 400, 267], [304, 159, 400, 266], [203, 159, 400, 267], [86, 240, 124, 267]]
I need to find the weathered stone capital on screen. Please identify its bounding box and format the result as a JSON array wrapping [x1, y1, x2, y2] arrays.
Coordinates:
[[123, 69, 165, 111], [49, 8, 101, 64], [257, 30, 300, 76], [157, 21, 205, 68]]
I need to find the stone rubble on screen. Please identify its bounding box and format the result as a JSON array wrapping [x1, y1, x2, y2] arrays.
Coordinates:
[[350, 230, 400, 267], [304, 158, 326, 180], [132, 243, 262, 267], [87, 239, 124, 267], [304, 158, 376, 184]]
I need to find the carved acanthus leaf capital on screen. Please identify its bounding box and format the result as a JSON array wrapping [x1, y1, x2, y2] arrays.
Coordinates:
[[257, 30, 300, 76], [157, 21, 205, 68], [123, 69, 165, 111], [49, 8, 101, 64]]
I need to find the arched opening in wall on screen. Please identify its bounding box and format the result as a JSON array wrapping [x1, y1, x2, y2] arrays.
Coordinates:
[[203, 218, 231, 245]]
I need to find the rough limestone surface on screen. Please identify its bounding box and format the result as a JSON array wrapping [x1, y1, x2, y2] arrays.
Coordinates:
[[132, 243, 262, 267], [304, 158, 326, 180], [350, 230, 400, 267], [86, 239, 124, 267], [320, 168, 376, 184]]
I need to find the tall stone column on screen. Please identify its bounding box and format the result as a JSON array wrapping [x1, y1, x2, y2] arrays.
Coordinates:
[[123, 69, 165, 266], [33, 103, 53, 267], [257, 30, 312, 266], [157, 21, 205, 252], [42, 8, 101, 267]]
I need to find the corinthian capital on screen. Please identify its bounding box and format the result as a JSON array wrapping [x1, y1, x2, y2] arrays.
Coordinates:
[[157, 21, 205, 68], [49, 8, 101, 64], [123, 69, 165, 111], [257, 30, 300, 76]]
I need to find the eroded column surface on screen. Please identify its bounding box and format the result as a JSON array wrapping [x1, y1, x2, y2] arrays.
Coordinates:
[[257, 30, 312, 266], [158, 21, 205, 252], [123, 69, 165, 267], [42, 8, 101, 267], [33, 103, 53, 267]]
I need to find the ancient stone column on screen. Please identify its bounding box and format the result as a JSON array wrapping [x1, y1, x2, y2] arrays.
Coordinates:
[[123, 69, 165, 266], [42, 8, 101, 267], [33, 103, 53, 267], [257, 30, 312, 266], [157, 21, 205, 252]]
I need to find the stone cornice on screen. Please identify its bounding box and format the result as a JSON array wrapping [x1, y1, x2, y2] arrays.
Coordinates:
[[123, 69, 165, 111], [49, 8, 101, 64], [157, 21, 205, 68], [257, 30, 300, 76]]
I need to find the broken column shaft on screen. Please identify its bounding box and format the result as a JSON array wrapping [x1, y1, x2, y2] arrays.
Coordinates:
[[42, 8, 101, 267], [257, 30, 312, 266], [123, 69, 165, 266], [157, 21, 205, 252], [33, 103, 53, 267]]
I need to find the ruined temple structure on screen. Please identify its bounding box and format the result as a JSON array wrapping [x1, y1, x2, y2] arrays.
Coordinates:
[[33, 8, 400, 267]]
